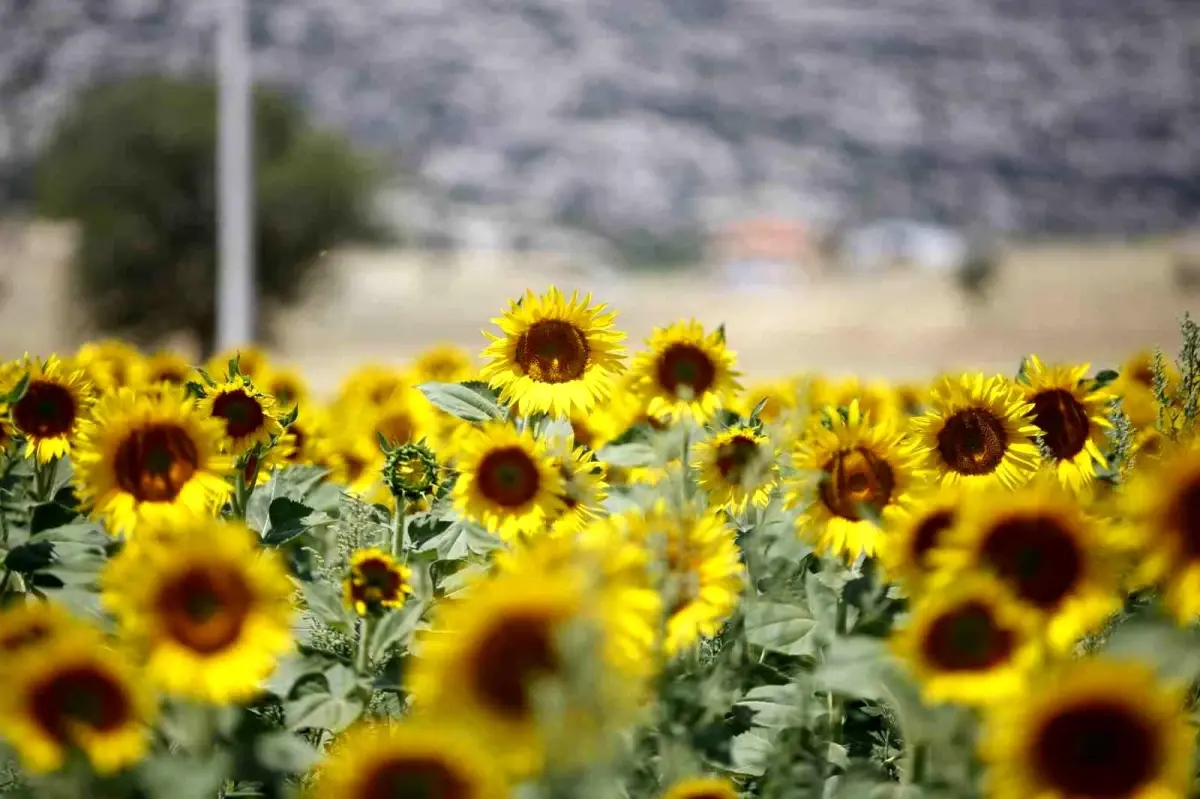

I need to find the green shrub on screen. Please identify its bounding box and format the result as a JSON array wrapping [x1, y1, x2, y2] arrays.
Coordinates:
[[35, 75, 382, 356]]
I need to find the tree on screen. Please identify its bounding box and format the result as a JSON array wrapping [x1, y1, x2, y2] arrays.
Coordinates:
[[35, 75, 381, 356]]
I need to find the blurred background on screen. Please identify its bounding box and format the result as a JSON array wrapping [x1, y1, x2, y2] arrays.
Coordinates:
[[1, 0, 1199, 391]]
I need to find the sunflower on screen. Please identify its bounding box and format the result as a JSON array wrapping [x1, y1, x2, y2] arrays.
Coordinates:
[[0, 600, 85, 672], [411, 343, 477, 385], [1112, 350, 1175, 430], [283, 404, 331, 467], [980, 657, 1193, 799], [263, 366, 309, 409], [6, 355, 93, 463], [0, 633, 155, 775], [813, 376, 903, 429], [73, 386, 233, 537], [545, 437, 609, 537], [663, 776, 739, 799], [693, 425, 779, 513], [933, 480, 1121, 652], [325, 427, 388, 498], [624, 504, 744, 657], [406, 566, 626, 776], [337, 364, 410, 409], [144, 351, 193, 387], [877, 484, 963, 597], [480, 286, 627, 418], [363, 388, 436, 449], [1019, 355, 1113, 491], [789, 401, 924, 561], [629, 320, 741, 423], [99, 516, 294, 703], [307, 720, 508, 799], [1124, 440, 1200, 623], [383, 440, 442, 505], [911, 373, 1041, 491], [75, 339, 147, 393], [739, 379, 801, 426], [452, 422, 565, 542], [890, 571, 1044, 707], [495, 521, 663, 681], [200, 378, 285, 455], [344, 548, 413, 617]]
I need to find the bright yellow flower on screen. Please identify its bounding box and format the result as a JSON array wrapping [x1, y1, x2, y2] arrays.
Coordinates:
[[629, 320, 741, 423]]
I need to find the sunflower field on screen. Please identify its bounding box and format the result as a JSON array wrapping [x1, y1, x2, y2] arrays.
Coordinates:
[[1, 286, 1199, 799]]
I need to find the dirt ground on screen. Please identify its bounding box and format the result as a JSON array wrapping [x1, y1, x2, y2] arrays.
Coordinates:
[[1, 222, 1195, 395]]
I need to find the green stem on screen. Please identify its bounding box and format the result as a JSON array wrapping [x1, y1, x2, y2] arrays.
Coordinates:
[[390, 506, 406, 560], [355, 616, 373, 675], [905, 741, 929, 785], [32, 458, 54, 503]]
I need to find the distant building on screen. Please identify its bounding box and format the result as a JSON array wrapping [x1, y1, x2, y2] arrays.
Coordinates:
[[710, 217, 819, 290]]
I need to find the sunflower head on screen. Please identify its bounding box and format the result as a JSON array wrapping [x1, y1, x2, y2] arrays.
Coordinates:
[[343, 548, 414, 617], [934, 479, 1121, 652], [383, 439, 442, 503], [99, 516, 294, 703], [75, 340, 147, 393], [911, 373, 1041, 490], [790, 401, 923, 561], [877, 485, 963, 596], [72, 386, 234, 537], [980, 657, 1194, 799], [206, 346, 270, 384], [1112, 350, 1175, 429], [144, 351, 193, 387], [663, 776, 740, 799], [452, 422, 565, 542], [200, 378, 284, 455], [264, 366, 309, 409], [891, 570, 1044, 707], [309, 720, 509, 799], [0, 601, 91, 676], [411, 343, 477, 385], [364, 388, 436, 449], [406, 565, 622, 776], [6, 354, 94, 464], [544, 437, 609, 537], [480, 286, 627, 418], [1020, 355, 1113, 491], [630, 320, 741, 423], [0, 633, 155, 776], [693, 425, 779, 513]]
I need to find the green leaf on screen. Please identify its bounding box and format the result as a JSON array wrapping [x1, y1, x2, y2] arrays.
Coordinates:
[[417, 381, 505, 422], [323, 663, 362, 699], [716, 322, 727, 343], [729, 728, 777, 777], [255, 730, 322, 774], [285, 693, 364, 733], [749, 396, 770, 421], [743, 601, 820, 656], [262, 497, 316, 546], [814, 635, 888, 700], [298, 579, 355, 634], [418, 520, 502, 560], [4, 541, 54, 573], [735, 682, 810, 729], [805, 569, 840, 629], [29, 502, 77, 535], [1102, 620, 1200, 683], [595, 442, 659, 468], [263, 652, 324, 700], [137, 753, 232, 799], [1, 372, 29, 404], [368, 601, 427, 662], [1093, 369, 1120, 388]]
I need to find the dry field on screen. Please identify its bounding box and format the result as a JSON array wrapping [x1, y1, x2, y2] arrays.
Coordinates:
[[1, 221, 1195, 394]]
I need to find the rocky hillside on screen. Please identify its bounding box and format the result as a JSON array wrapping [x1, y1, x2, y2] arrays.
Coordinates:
[[3, 0, 1198, 248]]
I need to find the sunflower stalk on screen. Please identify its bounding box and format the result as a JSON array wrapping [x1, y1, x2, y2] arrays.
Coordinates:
[[390, 506, 406, 560], [31, 457, 55, 503], [355, 615, 373, 675]]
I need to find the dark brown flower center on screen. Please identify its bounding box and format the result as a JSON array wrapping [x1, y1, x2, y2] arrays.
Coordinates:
[[469, 612, 560, 720], [818, 447, 896, 520], [921, 600, 1015, 671], [342, 453, 368, 483], [980, 515, 1082, 609], [570, 418, 596, 450], [910, 509, 954, 567], [31, 664, 133, 741], [158, 566, 253, 655], [477, 447, 541, 508], [286, 426, 307, 462], [359, 755, 472, 799], [270, 381, 299, 407], [212, 389, 267, 440], [150, 367, 187, 385], [515, 319, 590, 384], [655, 344, 717, 398], [12, 379, 77, 439], [1169, 476, 1200, 560], [350, 558, 406, 608], [714, 435, 761, 484], [1031, 389, 1091, 461], [1131, 364, 1155, 387], [936, 408, 1010, 476], [114, 423, 200, 503], [1033, 701, 1158, 798]]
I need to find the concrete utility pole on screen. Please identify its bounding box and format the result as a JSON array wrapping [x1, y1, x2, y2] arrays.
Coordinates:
[[216, 0, 256, 352]]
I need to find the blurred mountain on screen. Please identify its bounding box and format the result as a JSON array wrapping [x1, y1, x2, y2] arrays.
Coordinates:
[[3, 0, 1198, 247]]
